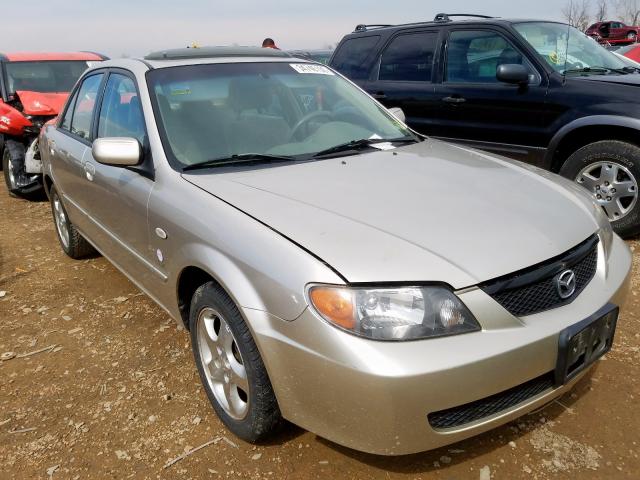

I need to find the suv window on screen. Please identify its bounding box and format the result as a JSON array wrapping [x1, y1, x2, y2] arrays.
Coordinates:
[[611, 22, 623, 29], [446, 30, 532, 84], [379, 32, 437, 82], [69, 73, 103, 140], [60, 89, 79, 131], [331, 36, 380, 80], [98, 73, 146, 145]]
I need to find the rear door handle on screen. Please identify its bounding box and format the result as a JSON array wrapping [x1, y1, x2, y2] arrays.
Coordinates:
[[83, 162, 95, 181], [442, 96, 466, 104], [371, 92, 387, 100]]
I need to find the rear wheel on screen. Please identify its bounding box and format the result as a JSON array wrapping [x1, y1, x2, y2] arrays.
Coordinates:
[[560, 140, 640, 237], [49, 184, 96, 259], [189, 282, 282, 442]]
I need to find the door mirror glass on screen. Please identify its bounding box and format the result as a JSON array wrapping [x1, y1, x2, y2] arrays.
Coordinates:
[[388, 107, 406, 123], [496, 64, 530, 85], [92, 137, 141, 166]]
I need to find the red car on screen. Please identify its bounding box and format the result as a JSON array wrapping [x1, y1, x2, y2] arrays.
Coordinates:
[[586, 21, 639, 44], [0, 51, 107, 195], [617, 43, 640, 63]]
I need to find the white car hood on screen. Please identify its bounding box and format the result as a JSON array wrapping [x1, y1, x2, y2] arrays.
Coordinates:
[[183, 139, 599, 288]]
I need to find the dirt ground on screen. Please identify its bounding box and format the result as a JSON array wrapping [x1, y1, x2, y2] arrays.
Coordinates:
[[0, 186, 638, 480]]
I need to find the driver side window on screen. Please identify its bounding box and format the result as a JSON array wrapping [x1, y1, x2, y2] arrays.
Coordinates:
[[446, 30, 536, 84]]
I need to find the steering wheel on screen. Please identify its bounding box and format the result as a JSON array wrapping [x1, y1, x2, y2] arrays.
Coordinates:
[[288, 111, 333, 142]]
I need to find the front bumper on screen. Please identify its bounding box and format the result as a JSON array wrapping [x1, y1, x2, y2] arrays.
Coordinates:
[[244, 235, 632, 455]]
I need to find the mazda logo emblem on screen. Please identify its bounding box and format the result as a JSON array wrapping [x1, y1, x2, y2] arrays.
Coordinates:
[[556, 269, 577, 299]]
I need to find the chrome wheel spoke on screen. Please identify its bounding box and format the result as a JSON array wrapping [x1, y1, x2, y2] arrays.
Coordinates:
[[196, 307, 250, 420], [577, 173, 598, 190], [602, 201, 623, 219]]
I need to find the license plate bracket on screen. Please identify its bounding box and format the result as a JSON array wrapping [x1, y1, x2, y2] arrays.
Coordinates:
[[554, 303, 618, 387]]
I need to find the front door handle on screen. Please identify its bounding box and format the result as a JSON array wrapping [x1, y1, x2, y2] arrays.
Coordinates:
[[442, 96, 466, 104], [83, 162, 95, 181], [371, 92, 387, 100]]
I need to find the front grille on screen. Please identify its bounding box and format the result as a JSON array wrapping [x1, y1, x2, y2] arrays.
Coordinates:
[[428, 372, 554, 430], [481, 235, 599, 317]]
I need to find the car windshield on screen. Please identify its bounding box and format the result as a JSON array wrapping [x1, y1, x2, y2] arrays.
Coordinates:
[[147, 62, 414, 167], [5, 61, 92, 95], [513, 22, 629, 74]]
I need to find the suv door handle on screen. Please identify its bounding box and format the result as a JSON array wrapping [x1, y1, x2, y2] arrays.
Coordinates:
[[371, 92, 387, 100], [442, 96, 466, 104]]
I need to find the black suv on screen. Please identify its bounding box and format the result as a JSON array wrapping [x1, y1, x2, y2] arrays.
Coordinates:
[[330, 14, 640, 237]]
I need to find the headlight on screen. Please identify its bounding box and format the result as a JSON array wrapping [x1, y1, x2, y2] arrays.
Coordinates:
[[307, 285, 480, 341]]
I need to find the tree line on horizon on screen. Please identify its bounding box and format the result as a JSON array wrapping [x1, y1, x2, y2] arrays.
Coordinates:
[[563, 0, 640, 30]]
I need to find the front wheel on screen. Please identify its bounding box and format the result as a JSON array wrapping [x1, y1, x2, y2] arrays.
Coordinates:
[[560, 140, 640, 238], [2, 141, 42, 197], [627, 31, 637, 41], [189, 282, 282, 442]]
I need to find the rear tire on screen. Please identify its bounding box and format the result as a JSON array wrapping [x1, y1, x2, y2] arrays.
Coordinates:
[[189, 282, 282, 443], [49, 184, 96, 259], [560, 140, 640, 238]]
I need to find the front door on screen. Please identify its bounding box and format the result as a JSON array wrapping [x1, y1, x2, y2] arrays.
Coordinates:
[[432, 28, 550, 164], [82, 70, 161, 289]]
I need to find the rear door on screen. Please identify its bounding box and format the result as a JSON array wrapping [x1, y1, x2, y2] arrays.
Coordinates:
[[47, 72, 105, 234], [432, 27, 550, 163], [363, 30, 447, 136]]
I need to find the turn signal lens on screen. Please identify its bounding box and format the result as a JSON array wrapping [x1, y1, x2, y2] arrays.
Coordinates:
[[309, 287, 355, 329]]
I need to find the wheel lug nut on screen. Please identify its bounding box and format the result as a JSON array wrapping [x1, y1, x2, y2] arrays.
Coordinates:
[[597, 194, 602, 199], [595, 185, 600, 190], [607, 196, 612, 201], [611, 188, 616, 193]]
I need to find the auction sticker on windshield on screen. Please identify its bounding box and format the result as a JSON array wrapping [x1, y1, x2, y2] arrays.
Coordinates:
[[290, 64, 334, 75]]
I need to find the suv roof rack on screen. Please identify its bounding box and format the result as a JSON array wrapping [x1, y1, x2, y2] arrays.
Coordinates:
[[434, 13, 494, 23], [144, 46, 290, 61], [354, 24, 393, 32]]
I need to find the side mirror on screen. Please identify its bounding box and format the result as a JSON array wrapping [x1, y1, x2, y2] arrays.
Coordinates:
[[496, 64, 530, 85], [92, 137, 142, 166], [388, 107, 406, 123]]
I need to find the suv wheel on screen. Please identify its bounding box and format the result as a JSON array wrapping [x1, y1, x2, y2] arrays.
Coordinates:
[[49, 185, 96, 258], [560, 140, 640, 237], [627, 31, 637, 41], [189, 282, 282, 442]]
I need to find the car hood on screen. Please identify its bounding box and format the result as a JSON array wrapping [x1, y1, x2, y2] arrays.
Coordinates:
[[15, 90, 68, 116], [183, 140, 599, 288], [573, 73, 640, 86]]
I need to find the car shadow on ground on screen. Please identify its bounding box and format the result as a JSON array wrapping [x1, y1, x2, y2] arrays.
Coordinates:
[[312, 368, 598, 474]]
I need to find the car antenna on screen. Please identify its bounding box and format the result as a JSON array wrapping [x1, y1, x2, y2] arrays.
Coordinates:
[[563, 22, 571, 84]]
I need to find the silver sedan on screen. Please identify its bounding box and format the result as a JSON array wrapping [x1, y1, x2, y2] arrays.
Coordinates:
[[39, 47, 632, 455]]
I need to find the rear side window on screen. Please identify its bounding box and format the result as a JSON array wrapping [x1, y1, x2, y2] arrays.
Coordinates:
[[379, 32, 438, 81], [60, 89, 79, 131], [331, 36, 379, 80], [69, 73, 103, 140]]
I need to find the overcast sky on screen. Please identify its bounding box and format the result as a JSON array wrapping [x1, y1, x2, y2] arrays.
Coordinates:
[[4, 1, 568, 57]]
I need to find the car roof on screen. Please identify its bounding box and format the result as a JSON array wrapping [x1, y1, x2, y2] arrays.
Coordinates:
[[346, 17, 566, 35], [0, 52, 107, 62], [87, 46, 313, 72]]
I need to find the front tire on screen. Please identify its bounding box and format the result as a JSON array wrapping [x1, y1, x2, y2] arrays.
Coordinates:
[[627, 31, 637, 41], [49, 184, 96, 259], [189, 282, 281, 442], [560, 140, 640, 237]]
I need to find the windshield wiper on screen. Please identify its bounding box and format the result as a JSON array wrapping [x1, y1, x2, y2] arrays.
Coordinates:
[[564, 66, 629, 75], [312, 136, 419, 158], [182, 153, 297, 172]]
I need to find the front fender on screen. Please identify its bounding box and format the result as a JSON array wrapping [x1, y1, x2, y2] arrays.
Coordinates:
[[545, 115, 640, 166]]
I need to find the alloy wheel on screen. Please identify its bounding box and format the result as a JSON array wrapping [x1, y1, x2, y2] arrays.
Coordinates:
[[7, 156, 17, 189], [576, 161, 638, 221], [197, 307, 250, 420], [52, 193, 70, 249]]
